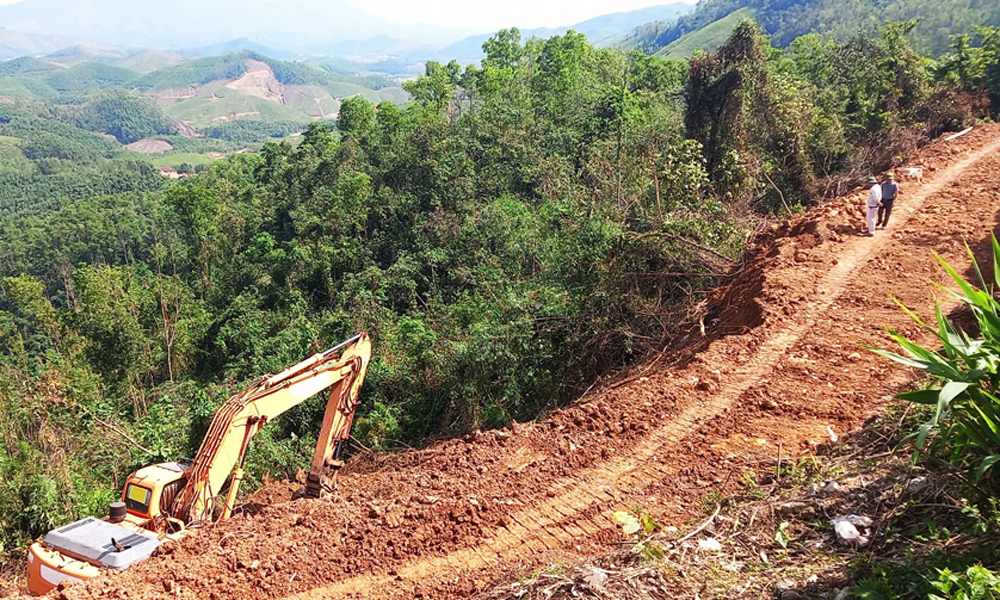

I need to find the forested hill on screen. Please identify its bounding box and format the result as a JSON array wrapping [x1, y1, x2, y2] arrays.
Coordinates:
[[0, 50, 397, 102], [623, 0, 1000, 56], [0, 48, 409, 208]]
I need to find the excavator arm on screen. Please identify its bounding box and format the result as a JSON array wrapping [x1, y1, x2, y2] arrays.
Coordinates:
[[173, 333, 372, 524]]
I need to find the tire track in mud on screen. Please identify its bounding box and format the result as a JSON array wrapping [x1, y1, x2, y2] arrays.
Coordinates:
[[286, 135, 1000, 599]]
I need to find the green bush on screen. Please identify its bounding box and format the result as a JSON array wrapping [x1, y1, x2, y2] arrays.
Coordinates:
[[931, 565, 1000, 599]]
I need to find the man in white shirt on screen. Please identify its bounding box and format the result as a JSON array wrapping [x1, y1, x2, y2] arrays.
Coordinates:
[[865, 176, 882, 237]]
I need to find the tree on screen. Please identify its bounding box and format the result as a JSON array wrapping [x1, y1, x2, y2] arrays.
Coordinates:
[[337, 97, 376, 139], [403, 61, 457, 114], [977, 26, 1000, 107], [686, 21, 812, 209]]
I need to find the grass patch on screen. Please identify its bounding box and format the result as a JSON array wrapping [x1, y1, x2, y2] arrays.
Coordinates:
[[0, 143, 35, 173], [657, 8, 757, 60], [163, 86, 310, 127], [151, 152, 218, 168]]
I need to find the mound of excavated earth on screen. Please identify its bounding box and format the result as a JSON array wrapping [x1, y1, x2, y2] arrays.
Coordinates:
[[13, 125, 1000, 600]]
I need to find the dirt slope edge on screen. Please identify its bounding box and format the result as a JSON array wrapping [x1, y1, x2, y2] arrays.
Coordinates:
[[43, 125, 1000, 600]]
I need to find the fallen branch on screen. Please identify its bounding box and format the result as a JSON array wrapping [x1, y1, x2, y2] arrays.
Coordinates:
[[628, 232, 736, 264], [678, 504, 722, 543], [89, 413, 154, 456], [763, 171, 793, 217], [349, 435, 373, 454], [944, 126, 973, 142]]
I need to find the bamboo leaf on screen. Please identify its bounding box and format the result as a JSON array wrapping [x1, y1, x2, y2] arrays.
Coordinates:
[[934, 304, 964, 359], [992, 234, 1000, 293], [897, 390, 939, 405], [936, 382, 971, 423], [965, 239, 988, 291], [936, 251, 981, 300], [976, 455, 1000, 481], [915, 421, 936, 449], [892, 298, 933, 331]]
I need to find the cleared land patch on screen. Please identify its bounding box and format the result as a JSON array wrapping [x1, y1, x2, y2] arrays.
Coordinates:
[[125, 137, 174, 153], [150, 152, 217, 168]]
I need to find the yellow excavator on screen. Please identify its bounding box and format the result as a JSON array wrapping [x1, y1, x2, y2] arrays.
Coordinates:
[[27, 333, 372, 595]]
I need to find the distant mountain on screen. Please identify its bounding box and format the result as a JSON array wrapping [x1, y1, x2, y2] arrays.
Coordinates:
[[41, 44, 123, 67], [2, 2, 697, 67], [434, 3, 696, 63], [621, 0, 1000, 56], [566, 3, 697, 44], [113, 50, 184, 74], [0, 27, 116, 61], [0, 0, 474, 52], [305, 34, 437, 62], [177, 38, 300, 61]]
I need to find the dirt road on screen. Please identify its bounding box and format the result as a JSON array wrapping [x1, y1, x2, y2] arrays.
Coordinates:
[[48, 125, 1000, 600]]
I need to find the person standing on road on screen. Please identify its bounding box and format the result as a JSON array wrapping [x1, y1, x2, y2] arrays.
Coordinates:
[[877, 173, 899, 229], [865, 176, 882, 236]]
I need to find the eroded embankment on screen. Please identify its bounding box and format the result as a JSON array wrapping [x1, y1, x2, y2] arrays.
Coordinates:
[[20, 124, 1000, 600]]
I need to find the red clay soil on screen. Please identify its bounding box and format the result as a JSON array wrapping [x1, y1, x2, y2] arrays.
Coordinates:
[[17, 125, 1000, 600]]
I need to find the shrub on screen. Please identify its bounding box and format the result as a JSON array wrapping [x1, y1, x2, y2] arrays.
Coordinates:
[[872, 235, 1000, 481]]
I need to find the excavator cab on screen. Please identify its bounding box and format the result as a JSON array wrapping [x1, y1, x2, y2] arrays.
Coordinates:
[[120, 462, 190, 525]]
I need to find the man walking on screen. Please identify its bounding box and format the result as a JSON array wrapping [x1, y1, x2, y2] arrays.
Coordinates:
[[877, 173, 899, 229], [865, 176, 881, 236]]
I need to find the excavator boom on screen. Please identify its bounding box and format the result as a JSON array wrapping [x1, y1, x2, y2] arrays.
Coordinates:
[[175, 333, 372, 523]]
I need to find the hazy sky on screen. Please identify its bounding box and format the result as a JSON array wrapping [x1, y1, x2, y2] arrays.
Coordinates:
[[352, 0, 697, 30], [344, 0, 694, 29], [0, 0, 696, 31]]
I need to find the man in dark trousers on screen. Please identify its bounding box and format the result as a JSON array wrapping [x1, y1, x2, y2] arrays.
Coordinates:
[[877, 173, 900, 229]]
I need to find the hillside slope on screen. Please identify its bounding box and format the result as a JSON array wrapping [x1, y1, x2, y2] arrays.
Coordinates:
[[624, 0, 1000, 55], [0, 50, 404, 136], [657, 7, 756, 59], [26, 124, 1000, 600]]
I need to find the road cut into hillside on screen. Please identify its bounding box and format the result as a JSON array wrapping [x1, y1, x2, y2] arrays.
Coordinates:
[[26, 124, 1000, 600]]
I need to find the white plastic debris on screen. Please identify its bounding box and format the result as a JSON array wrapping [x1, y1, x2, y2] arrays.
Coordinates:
[[907, 476, 929, 494], [832, 515, 873, 546], [698, 537, 722, 552], [582, 567, 610, 589]]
